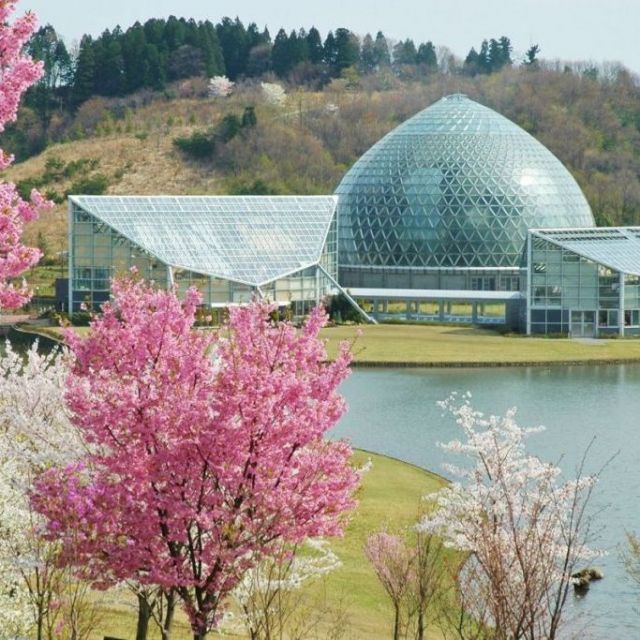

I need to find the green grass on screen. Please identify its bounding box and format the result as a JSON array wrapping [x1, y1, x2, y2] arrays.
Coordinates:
[[320, 323, 640, 365], [88, 451, 446, 639]]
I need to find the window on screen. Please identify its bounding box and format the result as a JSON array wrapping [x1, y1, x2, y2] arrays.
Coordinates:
[[471, 276, 495, 291], [625, 310, 640, 327], [499, 276, 520, 291], [598, 310, 619, 327]]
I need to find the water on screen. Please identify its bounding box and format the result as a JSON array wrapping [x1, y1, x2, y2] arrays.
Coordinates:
[[333, 364, 640, 638]]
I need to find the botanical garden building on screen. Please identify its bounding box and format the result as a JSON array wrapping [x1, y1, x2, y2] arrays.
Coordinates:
[[67, 95, 640, 337]]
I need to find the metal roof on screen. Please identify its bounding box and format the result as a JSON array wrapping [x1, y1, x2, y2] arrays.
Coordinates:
[[70, 195, 337, 286], [531, 227, 640, 276]]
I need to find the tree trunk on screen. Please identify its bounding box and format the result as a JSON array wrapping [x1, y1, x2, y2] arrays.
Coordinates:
[[136, 592, 151, 640], [417, 607, 425, 640], [393, 602, 400, 640], [161, 590, 176, 640]]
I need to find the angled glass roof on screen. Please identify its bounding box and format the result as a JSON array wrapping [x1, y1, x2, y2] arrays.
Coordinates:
[[531, 227, 640, 276], [336, 94, 594, 270], [70, 196, 337, 286]]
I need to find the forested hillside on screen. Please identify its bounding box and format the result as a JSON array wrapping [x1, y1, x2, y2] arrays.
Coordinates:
[[3, 14, 640, 259]]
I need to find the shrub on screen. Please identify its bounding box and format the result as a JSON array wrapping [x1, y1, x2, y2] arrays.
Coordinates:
[[66, 173, 109, 196], [173, 131, 215, 159]]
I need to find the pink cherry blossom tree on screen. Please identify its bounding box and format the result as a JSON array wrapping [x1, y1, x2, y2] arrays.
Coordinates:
[[0, 0, 51, 309], [365, 532, 414, 640], [34, 277, 359, 640], [419, 395, 600, 640]]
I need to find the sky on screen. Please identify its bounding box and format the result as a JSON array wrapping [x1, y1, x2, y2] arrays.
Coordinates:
[[21, 0, 640, 74]]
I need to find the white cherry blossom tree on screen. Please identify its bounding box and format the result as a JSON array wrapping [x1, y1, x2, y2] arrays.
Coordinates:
[[419, 395, 601, 640]]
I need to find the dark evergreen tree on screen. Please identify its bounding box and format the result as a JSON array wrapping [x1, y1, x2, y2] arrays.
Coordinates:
[[306, 27, 324, 64], [333, 28, 360, 74], [524, 43, 540, 67], [360, 33, 376, 72], [393, 39, 417, 66], [26, 24, 73, 134], [164, 15, 186, 51], [416, 41, 437, 71], [216, 17, 249, 79], [143, 18, 166, 48], [463, 46, 480, 76], [373, 31, 391, 67], [121, 23, 149, 93], [295, 28, 310, 63], [197, 21, 225, 77], [323, 31, 338, 70], [241, 105, 257, 128], [144, 43, 166, 90], [477, 39, 490, 74], [498, 36, 513, 67], [94, 29, 126, 96], [271, 28, 291, 77], [71, 35, 96, 107]]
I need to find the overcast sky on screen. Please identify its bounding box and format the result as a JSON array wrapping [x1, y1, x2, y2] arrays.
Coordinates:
[[22, 0, 640, 74]]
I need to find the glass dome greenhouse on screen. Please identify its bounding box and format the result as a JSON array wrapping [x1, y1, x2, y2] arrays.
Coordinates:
[[336, 94, 595, 271]]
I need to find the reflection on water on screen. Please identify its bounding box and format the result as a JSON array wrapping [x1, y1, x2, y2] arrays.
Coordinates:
[[333, 365, 640, 638]]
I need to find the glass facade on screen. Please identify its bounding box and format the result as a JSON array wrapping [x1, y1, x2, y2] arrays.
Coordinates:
[[69, 196, 339, 316], [527, 228, 640, 336], [336, 94, 594, 279]]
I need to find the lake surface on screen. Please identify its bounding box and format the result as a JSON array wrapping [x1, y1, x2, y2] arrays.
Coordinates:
[[333, 364, 640, 638]]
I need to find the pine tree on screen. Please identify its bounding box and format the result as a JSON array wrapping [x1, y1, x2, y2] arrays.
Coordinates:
[[333, 28, 360, 74], [306, 27, 323, 64], [463, 46, 479, 76], [524, 44, 540, 68], [271, 28, 291, 77], [360, 33, 376, 72], [71, 35, 95, 107], [198, 21, 225, 77], [323, 30, 338, 70], [373, 31, 390, 67], [393, 39, 417, 66], [416, 41, 437, 71]]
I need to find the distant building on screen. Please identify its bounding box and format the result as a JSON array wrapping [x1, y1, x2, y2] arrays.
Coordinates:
[[67, 95, 640, 337]]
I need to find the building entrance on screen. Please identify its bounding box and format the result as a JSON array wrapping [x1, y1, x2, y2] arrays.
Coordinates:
[[570, 310, 596, 337]]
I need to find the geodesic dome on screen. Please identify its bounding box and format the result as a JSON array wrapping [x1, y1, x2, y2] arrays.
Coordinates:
[[336, 94, 594, 269]]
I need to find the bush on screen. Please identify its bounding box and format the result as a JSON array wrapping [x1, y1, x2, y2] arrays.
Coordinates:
[[328, 293, 362, 323], [230, 179, 280, 195], [66, 173, 109, 196], [70, 311, 92, 326], [16, 177, 43, 200], [173, 131, 215, 159], [63, 157, 99, 178]]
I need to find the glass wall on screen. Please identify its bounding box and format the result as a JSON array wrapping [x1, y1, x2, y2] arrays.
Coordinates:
[[353, 296, 509, 325], [69, 203, 338, 315], [527, 235, 640, 336]]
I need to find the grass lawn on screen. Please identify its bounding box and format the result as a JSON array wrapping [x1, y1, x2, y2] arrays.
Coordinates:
[[88, 451, 446, 640], [320, 323, 640, 365]]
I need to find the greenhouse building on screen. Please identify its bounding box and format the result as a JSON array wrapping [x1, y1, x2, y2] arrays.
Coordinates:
[[526, 227, 640, 337], [67, 94, 640, 337], [335, 93, 595, 326], [67, 195, 360, 318]]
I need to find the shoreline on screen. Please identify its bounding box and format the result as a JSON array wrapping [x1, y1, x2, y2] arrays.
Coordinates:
[[13, 323, 640, 369], [350, 357, 640, 368]]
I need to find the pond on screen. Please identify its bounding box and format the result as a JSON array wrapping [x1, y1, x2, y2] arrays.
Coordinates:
[[333, 364, 640, 638]]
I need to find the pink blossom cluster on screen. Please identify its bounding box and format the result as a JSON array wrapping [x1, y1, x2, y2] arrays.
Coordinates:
[[33, 277, 359, 636], [0, 0, 52, 309]]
